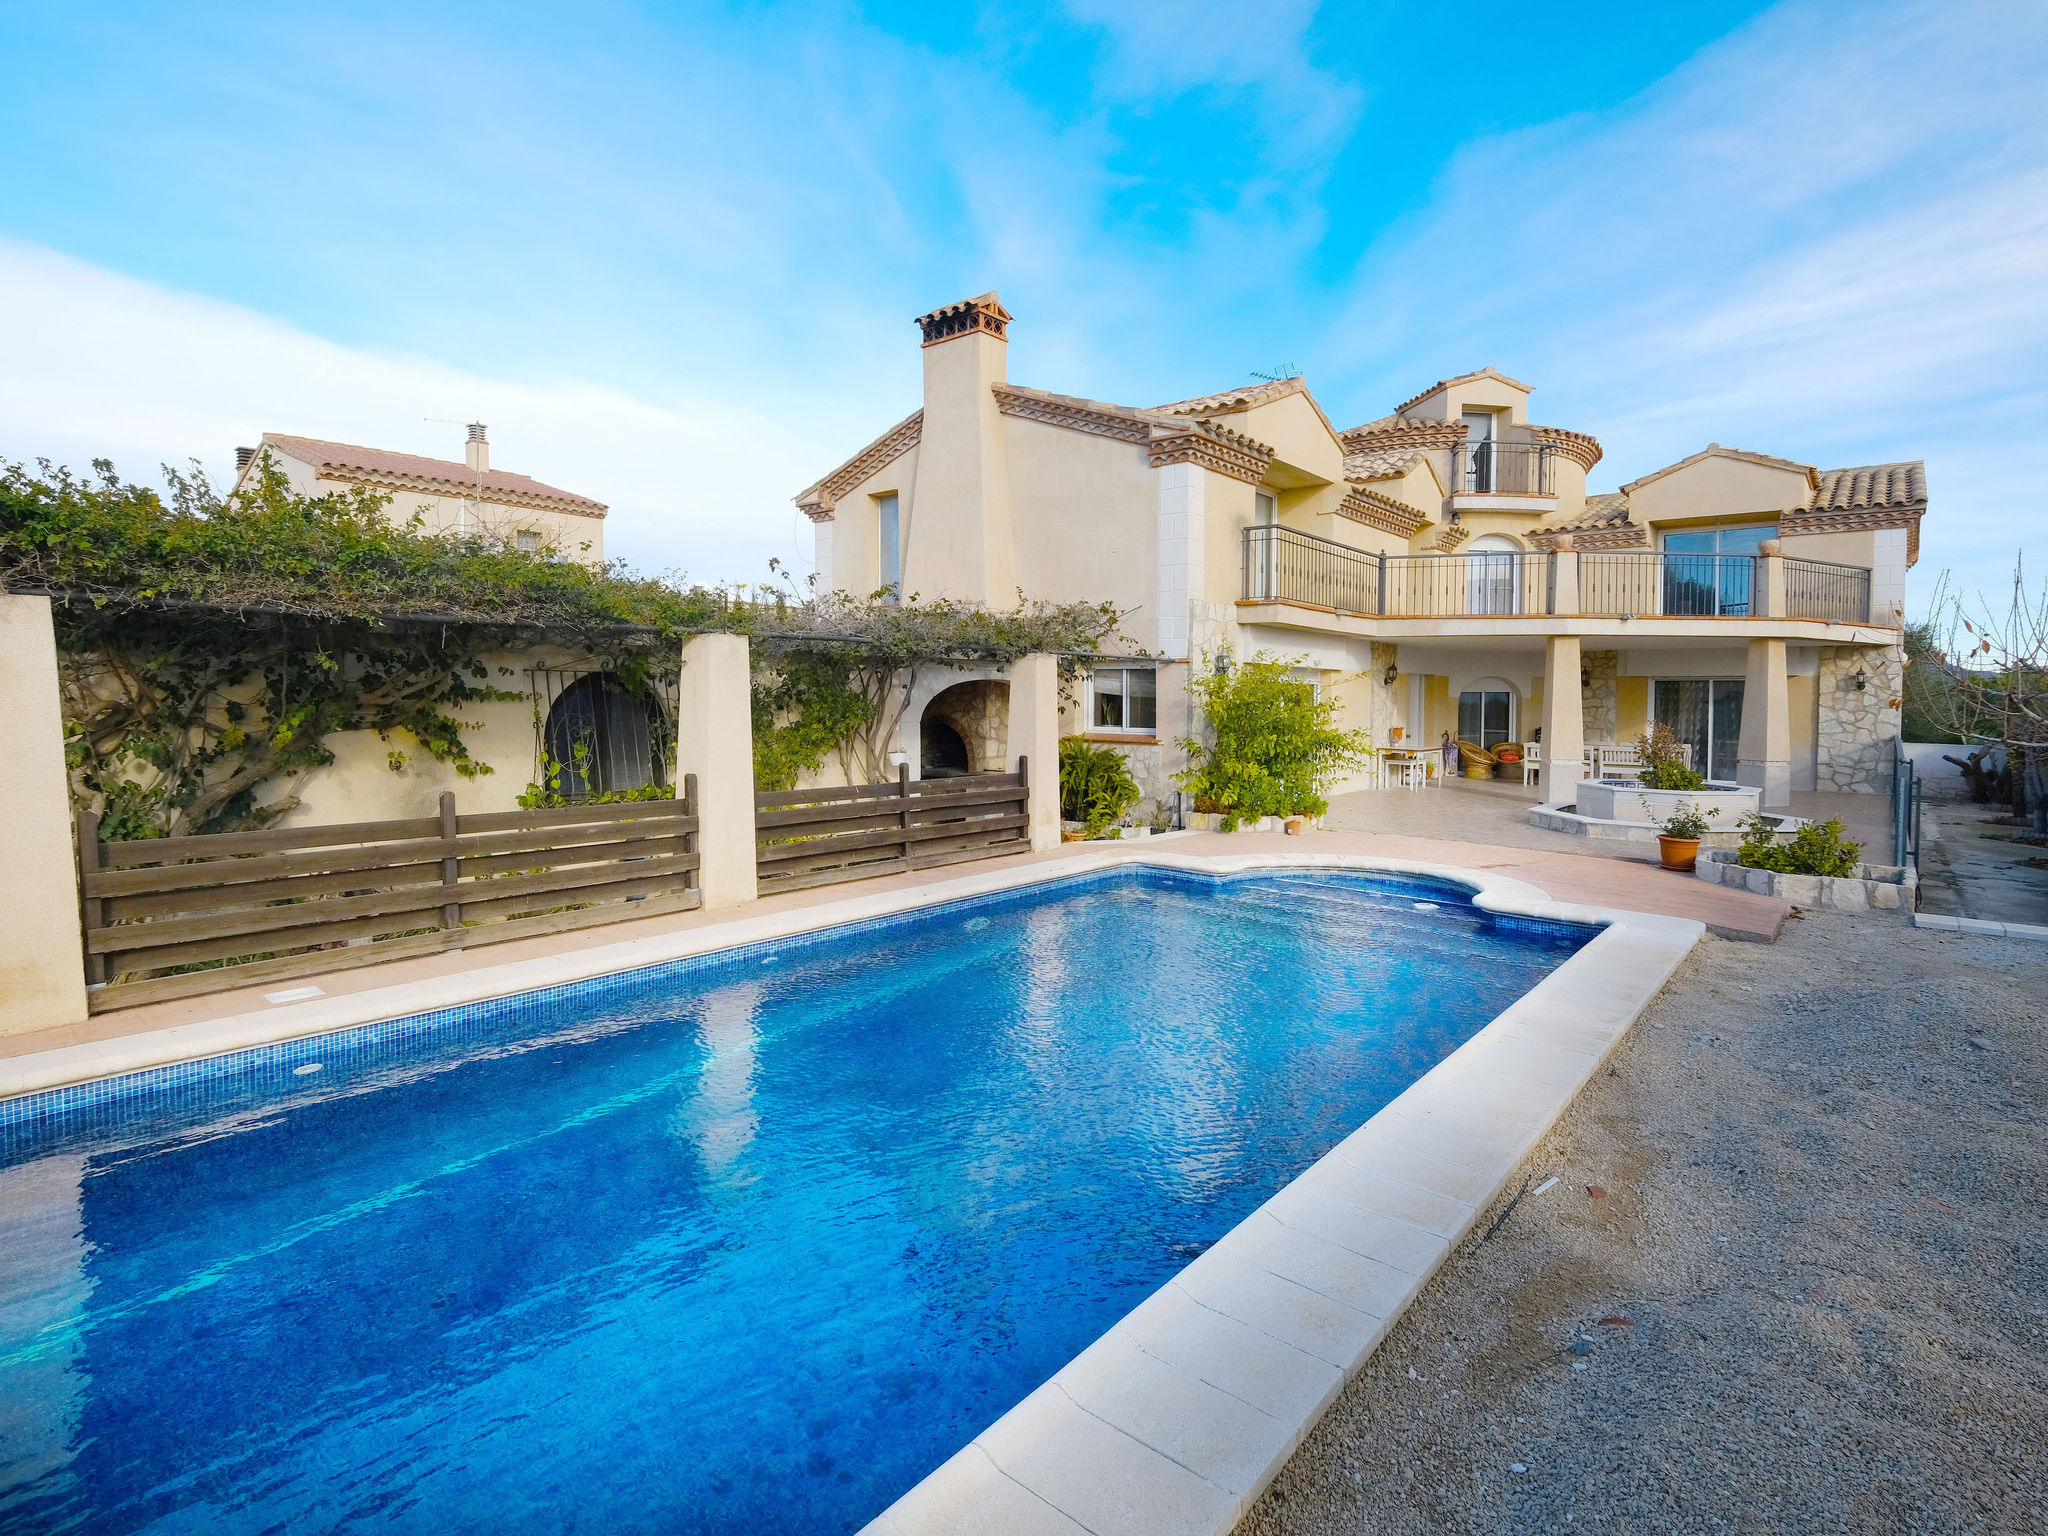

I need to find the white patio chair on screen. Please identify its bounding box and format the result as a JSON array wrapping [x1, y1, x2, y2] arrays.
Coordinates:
[[1599, 742, 1645, 780], [1523, 756, 1542, 788]]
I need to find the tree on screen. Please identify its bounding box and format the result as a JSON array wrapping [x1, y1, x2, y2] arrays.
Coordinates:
[[1177, 655, 1369, 830], [1920, 560, 2048, 829]]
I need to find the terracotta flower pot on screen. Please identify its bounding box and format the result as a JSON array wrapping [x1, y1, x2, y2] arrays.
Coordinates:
[[1657, 835, 1701, 872], [1284, 817, 1303, 836]]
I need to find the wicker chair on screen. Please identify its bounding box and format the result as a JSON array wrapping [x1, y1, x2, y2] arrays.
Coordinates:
[[1456, 739, 1498, 780]]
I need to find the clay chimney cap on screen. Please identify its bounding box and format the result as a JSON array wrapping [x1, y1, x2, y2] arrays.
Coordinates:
[[916, 291, 1012, 347]]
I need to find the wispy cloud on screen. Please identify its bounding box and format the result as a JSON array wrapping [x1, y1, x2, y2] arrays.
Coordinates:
[[0, 241, 836, 585], [1316, 0, 2048, 600]]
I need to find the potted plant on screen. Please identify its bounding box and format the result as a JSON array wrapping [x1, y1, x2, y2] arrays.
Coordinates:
[[1656, 802, 1715, 871]]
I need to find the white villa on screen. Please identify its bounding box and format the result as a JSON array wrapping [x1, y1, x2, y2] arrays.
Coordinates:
[[796, 293, 1922, 813], [232, 425, 608, 562]]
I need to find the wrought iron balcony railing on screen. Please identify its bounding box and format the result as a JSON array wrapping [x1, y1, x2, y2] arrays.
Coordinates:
[[1452, 440, 1555, 496], [1784, 558, 1872, 624], [1241, 529, 1876, 625]]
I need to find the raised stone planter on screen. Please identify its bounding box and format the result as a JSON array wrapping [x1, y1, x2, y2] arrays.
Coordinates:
[[1694, 848, 1917, 913], [1187, 812, 1317, 834], [1574, 778, 1761, 827]]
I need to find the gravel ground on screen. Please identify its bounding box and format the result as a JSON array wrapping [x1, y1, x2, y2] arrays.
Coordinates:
[[1234, 913, 2048, 1536]]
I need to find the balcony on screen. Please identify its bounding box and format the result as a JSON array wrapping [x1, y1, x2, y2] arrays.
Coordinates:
[[1452, 440, 1555, 496], [1240, 527, 1874, 624]]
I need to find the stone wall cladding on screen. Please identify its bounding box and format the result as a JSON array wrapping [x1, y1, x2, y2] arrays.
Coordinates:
[[1582, 649, 1619, 744], [1816, 643, 1903, 793]]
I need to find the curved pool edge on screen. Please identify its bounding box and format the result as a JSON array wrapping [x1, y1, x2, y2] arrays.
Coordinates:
[[0, 851, 1586, 1105], [858, 862, 1703, 1536]]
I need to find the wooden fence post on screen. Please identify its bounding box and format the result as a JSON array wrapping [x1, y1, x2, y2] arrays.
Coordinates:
[[898, 762, 912, 866], [76, 810, 107, 985], [439, 790, 462, 933], [683, 772, 700, 892]]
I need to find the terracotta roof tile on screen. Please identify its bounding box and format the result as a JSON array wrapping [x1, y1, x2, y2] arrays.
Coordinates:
[[1811, 461, 1925, 511], [1342, 446, 1428, 479], [259, 434, 606, 515]]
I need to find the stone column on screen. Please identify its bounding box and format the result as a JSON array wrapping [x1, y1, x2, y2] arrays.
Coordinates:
[[1539, 635, 1585, 798], [0, 596, 89, 1035], [1754, 539, 1787, 619], [1007, 653, 1062, 851], [1548, 537, 1580, 615], [1737, 636, 1792, 806], [675, 632, 759, 909]]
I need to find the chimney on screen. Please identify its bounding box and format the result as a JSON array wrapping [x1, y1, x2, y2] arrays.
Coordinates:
[[465, 423, 489, 475], [235, 446, 255, 471], [905, 293, 1015, 605]]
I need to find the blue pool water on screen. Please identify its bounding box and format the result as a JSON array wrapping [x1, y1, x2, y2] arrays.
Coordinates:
[[0, 867, 1588, 1535]]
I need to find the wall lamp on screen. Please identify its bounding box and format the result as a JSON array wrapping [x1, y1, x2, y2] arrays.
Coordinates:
[[1214, 648, 1233, 677], [1853, 669, 1868, 691], [1382, 662, 1399, 686], [1581, 666, 1591, 689]]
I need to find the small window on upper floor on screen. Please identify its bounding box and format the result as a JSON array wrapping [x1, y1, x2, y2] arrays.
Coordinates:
[[516, 530, 542, 554], [876, 492, 901, 603], [1090, 667, 1157, 734]]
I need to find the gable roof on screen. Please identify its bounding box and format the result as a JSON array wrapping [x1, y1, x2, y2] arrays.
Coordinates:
[[253, 434, 606, 517], [1618, 443, 1818, 497], [1150, 375, 1341, 441], [794, 409, 924, 518], [1393, 366, 1533, 416], [1537, 455, 1928, 563]]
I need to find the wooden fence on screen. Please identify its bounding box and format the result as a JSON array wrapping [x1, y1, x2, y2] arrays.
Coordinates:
[[76, 782, 700, 1012], [754, 761, 1031, 895]]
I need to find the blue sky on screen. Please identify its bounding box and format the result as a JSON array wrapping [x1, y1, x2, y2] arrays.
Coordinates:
[[1, 0, 2043, 609]]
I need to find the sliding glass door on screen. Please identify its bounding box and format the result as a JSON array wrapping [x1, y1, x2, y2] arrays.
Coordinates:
[[1652, 679, 1744, 783]]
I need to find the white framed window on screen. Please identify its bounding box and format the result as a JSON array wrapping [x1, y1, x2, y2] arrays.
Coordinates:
[[516, 530, 542, 554], [1089, 667, 1157, 734], [876, 492, 901, 602]]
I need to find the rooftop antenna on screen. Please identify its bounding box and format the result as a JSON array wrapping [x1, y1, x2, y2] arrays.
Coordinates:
[[1249, 363, 1299, 383], [424, 416, 486, 535]]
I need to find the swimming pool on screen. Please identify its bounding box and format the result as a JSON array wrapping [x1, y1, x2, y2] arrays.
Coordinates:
[[0, 865, 1590, 1535]]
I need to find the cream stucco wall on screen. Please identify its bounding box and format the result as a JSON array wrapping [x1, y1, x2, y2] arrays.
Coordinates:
[[1626, 454, 1810, 525], [254, 448, 605, 561], [1007, 417, 1158, 625]]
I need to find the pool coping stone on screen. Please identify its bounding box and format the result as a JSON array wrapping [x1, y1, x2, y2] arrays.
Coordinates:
[[0, 851, 1703, 1536]]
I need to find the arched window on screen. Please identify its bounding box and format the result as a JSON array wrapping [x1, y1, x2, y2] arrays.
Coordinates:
[[541, 673, 668, 799], [1463, 535, 1524, 616]]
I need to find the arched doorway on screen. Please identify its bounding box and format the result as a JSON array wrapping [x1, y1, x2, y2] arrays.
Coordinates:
[[919, 680, 1008, 778], [920, 716, 971, 778], [541, 673, 668, 798]]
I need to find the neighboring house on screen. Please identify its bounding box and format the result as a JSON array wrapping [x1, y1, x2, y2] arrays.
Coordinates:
[[796, 292, 1922, 809], [231, 425, 608, 562], [205, 428, 652, 826]]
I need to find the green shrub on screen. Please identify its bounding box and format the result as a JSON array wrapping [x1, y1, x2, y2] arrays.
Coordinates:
[[1658, 802, 1715, 840], [1636, 722, 1706, 790], [1736, 810, 1863, 877], [1059, 737, 1142, 838], [1176, 656, 1369, 832]]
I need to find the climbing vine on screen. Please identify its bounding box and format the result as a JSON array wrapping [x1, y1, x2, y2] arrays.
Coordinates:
[[2, 456, 1133, 835]]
